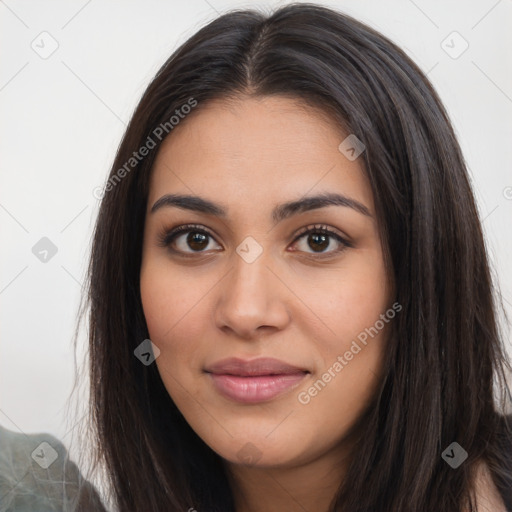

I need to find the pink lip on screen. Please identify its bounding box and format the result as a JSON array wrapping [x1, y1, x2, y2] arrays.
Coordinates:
[[205, 357, 309, 404]]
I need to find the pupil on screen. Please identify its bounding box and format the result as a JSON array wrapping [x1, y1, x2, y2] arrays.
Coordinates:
[[187, 232, 208, 251], [309, 233, 328, 252]]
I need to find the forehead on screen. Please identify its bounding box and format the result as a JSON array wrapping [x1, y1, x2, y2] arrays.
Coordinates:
[[147, 95, 374, 217]]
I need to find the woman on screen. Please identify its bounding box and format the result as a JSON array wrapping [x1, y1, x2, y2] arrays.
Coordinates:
[[77, 3, 512, 511]]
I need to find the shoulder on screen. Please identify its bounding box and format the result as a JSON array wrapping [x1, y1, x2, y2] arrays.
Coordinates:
[[469, 460, 508, 512], [0, 424, 107, 511]]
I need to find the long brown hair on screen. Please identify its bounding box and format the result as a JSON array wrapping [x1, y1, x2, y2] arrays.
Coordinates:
[[73, 3, 512, 510]]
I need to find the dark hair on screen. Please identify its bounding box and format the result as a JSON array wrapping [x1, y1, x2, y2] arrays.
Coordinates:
[[75, 3, 512, 511]]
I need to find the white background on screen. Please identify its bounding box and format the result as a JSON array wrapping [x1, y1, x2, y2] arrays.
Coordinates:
[[1, 0, 511, 468]]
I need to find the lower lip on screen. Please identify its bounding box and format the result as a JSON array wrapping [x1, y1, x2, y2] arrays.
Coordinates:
[[208, 372, 307, 403]]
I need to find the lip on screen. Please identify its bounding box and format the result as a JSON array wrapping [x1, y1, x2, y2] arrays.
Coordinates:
[[205, 357, 309, 404]]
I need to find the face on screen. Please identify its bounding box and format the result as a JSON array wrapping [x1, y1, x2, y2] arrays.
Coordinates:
[[140, 95, 393, 470]]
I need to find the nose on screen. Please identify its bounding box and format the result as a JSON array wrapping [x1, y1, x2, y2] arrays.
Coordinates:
[[214, 248, 291, 340]]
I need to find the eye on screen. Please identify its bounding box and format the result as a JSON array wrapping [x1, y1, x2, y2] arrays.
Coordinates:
[[157, 223, 353, 258], [289, 224, 352, 257], [157, 224, 221, 255]]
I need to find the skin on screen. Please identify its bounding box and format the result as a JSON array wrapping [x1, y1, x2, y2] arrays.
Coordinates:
[[470, 462, 508, 512], [140, 95, 394, 512]]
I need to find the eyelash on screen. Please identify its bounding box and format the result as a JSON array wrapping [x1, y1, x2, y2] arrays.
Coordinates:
[[157, 223, 353, 259]]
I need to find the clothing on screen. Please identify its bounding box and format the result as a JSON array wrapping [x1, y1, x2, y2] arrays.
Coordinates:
[[0, 424, 106, 512]]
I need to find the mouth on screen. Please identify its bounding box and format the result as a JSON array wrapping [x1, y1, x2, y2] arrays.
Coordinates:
[[204, 357, 310, 404]]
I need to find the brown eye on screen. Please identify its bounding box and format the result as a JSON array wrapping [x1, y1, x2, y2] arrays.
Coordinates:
[[306, 233, 330, 252], [158, 224, 221, 254], [158, 223, 352, 259], [290, 224, 352, 256], [186, 232, 209, 251]]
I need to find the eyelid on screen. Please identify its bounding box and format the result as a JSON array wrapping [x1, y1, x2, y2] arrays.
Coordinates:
[[291, 223, 352, 244]]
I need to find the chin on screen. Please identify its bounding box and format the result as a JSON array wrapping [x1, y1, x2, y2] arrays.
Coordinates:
[[202, 429, 307, 468]]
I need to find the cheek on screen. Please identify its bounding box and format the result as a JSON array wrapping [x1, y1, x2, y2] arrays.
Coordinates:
[[295, 284, 390, 439], [293, 250, 390, 416], [140, 264, 200, 378], [299, 251, 390, 355], [140, 259, 209, 342], [140, 265, 208, 405]]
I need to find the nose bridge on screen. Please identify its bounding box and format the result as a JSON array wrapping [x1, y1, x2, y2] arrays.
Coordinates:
[[214, 236, 289, 336], [226, 238, 273, 311], [230, 244, 269, 299]]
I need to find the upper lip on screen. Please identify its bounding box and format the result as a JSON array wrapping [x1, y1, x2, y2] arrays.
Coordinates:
[[205, 357, 309, 377]]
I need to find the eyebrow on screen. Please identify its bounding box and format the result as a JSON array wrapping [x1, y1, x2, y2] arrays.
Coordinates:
[[150, 192, 372, 223]]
